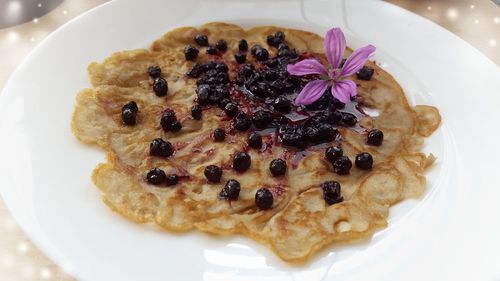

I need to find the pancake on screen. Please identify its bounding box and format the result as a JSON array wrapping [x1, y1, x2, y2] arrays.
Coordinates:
[[71, 22, 441, 262]]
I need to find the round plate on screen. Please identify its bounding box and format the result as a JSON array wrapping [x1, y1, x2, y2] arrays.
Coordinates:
[[1, 0, 499, 280]]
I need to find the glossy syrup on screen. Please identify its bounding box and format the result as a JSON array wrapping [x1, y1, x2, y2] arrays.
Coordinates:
[[188, 50, 369, 168]]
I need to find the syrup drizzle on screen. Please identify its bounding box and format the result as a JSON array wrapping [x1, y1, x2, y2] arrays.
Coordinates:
[[187, 50, 370, 169]]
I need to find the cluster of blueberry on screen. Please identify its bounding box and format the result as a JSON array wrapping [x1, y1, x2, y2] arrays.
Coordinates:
[[185, 31, 371, 151], [145, 168, 179, 186], [325, 144, 377, 176], [187, 62, 232, 115], [185, 34, 229, 60], [160, 109, 182, 132], [148, 65, 169, 97], [119, 30, 384, 209], [202, 150, 286, 210]]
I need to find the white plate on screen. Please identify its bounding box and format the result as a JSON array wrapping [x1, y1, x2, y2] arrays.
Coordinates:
[[1, 0, 499, 280]]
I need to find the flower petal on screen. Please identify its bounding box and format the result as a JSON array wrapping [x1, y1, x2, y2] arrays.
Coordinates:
[[287, 59, 328, 76], [294, 80, 329, 105], [332, 79, 357, 103], [340, 44, 376, 77], [324, 28, 346, 70]]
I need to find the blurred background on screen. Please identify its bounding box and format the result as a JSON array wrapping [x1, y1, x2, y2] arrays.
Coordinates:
[[0, 0, 499, 280]]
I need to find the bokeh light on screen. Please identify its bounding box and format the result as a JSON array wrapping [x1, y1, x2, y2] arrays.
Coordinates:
[[447, 8, 459, 20]]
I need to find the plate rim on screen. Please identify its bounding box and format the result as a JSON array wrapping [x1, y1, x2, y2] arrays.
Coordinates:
[[1, 0, 499, 280]]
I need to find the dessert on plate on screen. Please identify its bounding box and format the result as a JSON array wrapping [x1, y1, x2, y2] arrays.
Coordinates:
[[71, 22, 441, 262]]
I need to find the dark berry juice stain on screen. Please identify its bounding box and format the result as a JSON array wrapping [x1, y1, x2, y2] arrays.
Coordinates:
[[184, 34, 370, 168]]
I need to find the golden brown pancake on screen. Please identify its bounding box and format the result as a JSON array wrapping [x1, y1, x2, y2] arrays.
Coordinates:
[[71, 22, 441, 263]]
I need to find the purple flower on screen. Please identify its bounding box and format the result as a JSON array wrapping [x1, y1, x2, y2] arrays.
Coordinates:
[[287, 28, 376, 105]]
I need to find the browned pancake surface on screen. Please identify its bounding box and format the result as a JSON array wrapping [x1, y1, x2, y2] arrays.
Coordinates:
[[71, 22, 441, 262]]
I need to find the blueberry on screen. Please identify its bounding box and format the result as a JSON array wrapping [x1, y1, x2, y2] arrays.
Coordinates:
[[121, 108, 137, 125], [253, 47, 269, 61], [194, 34, 209, 46], [278, 43, 289, 52], [153, 77, 168, 96], [367, 129, 384, 146], [197, 90, 210, 106], [233, 152, 251, 172], [325, 146, 343, 162], [213, 128, 226, 142], [197, 82, 212, 92], [316, 123, 338, 143], [204, 165, 222, 183], [306, 113, 329, 126], [355, 152, 373, 170], [234, 112, 251, 131], [267, 35, 279, 47], [219, 179, 241, 200], [304, 126, 320, 143], [148, 65, 161, 78], [273, 97, 291, 113], [275, 31, 285, 41], [305, 116, 336, 143], [278, 48, 299, 59], [239, 64, 255, 77], [216, 63, 229, 73], [215, 39, 228, 52], [327, 110, 343, 125], [238, 39, 248, 51], [269, 159, 287, 176], [216, 72, 229, 84], [202, 61, 217, 71], [266, 58, 279, 68], [191, 104, 202, 120], [206, 46, 218, 55], [208, 93, 222, 106], [184, 45, 199, 61], [214, 85, 229, 97], [146, 168, 166, 185], [170, 120, 182, 132], [206, 69, 218, 78], [248, 132, 263, 149], [278, 125, 307, 148], [276, 115, 290, 125], [122, 101, 138, 113], [165, 174, 179, 186], [356, 66, 374, 81], [255, 188, 273, 210], [340, 113, 357, 127], [252, 110, 272, 129], [305, 93, 331, 111], [333, 156, 352, 175], [269, 80, 286, 95], [224, 102, 239, 117], [331, 97, 345, 109], [218, 98, 231, 110], [250, 45, 262, 56], [197, 76, 216, 85], [268, 32, 285, 47], [150, 138, 174, 157], [249, 83, 270, 98], [161, 109, 176, 123], [187, 63, 203, 78], [235, 53, 246, 64], [321, 181, 343, 205], [160, 110, 177, 131], [280, 131, 306, 149], [264, 71, 279, 81]]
